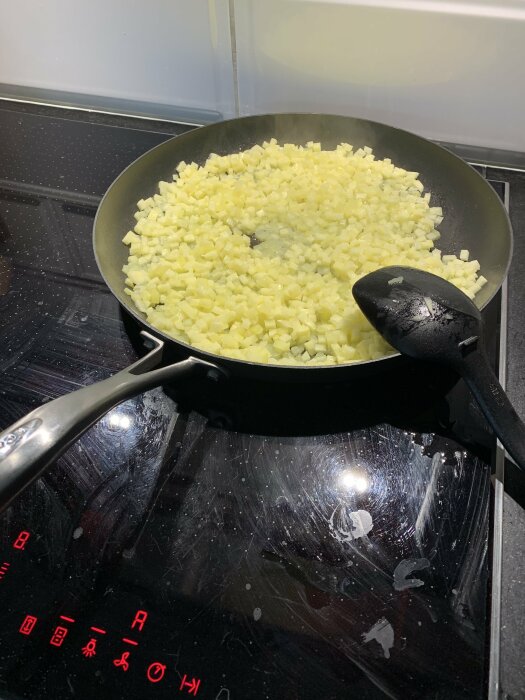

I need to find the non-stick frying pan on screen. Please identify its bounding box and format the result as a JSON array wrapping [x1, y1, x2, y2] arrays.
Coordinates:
[[0, 113, 512, 513]]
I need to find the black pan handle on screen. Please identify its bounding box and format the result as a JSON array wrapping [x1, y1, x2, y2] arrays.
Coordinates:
[[0, 331, 223, 514], [459, 346, 525, 471]]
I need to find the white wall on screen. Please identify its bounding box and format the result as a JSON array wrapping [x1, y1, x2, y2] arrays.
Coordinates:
[[233, 0, 525, 151], [1, 0, 525, 150], [0, 0, 235, 122]]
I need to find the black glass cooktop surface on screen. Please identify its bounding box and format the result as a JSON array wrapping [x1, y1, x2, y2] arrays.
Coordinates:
[[0, 102, 506, 699]]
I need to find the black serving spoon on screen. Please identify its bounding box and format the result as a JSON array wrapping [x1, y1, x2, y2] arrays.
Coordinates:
[[352, 265, 525, 471]]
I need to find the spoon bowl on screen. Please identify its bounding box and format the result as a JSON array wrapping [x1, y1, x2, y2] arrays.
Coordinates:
[[353, 265, 525, 472], [352, 266, 482, 367]]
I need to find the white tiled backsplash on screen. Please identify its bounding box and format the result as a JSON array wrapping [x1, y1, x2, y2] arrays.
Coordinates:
[[1, 0, 524, 150], [0, 0, 235, 123]]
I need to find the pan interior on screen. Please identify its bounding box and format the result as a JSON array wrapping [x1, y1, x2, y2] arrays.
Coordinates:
[[94, 113, 512, 372]]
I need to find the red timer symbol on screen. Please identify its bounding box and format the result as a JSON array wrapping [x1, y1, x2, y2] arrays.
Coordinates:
[[146, 662, 166, 684]]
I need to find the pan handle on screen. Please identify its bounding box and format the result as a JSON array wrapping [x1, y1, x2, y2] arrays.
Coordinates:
[[0, 331, 223, 514], [459, 346, 525, 472]]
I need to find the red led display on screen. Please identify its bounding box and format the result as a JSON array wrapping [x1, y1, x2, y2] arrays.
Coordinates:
[[13, 531, 31, 550], [180, 674, 201, 696], [50, 626, 69, 647], [18, 602, 204, 696], [0, 562, 10, 581], [146, 662, 166, 684], [81, 638, 98, 658], [19, 615, 38, 635], [131, 610, 148, 632], [113, 651, 131, 672]]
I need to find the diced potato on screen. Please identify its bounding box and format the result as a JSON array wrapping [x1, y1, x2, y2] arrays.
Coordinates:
[[122, 140, 485, 366]]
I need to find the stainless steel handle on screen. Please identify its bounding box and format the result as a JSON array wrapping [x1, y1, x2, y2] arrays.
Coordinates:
[[0, 331, 223, 513]]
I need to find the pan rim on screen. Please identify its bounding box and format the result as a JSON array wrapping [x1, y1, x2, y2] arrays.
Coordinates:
[[93, 111, 514, 372]]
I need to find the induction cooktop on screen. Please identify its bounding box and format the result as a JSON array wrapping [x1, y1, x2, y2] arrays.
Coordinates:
[[0, 102, 509, 699]]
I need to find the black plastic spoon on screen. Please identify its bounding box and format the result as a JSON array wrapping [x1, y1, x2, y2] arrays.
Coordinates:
[[352, 265, 525, 471]]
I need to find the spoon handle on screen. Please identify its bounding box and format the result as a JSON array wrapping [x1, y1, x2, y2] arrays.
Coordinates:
[[459, 348, 525, 471]]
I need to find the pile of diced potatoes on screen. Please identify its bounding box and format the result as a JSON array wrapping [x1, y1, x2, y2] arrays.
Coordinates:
[[122, 140, 486, 365]]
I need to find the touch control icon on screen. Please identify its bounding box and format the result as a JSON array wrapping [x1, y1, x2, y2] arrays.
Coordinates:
[[0, 562, 10, 581], [113, 651, 130, 672], [180, 675, 201, 696], [81, 638, 98, 658], [19, 615, 38, 636], [50, 626, 69, 647], [146, 662, 166, 684]]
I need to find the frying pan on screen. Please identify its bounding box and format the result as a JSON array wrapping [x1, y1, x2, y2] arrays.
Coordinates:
[[0, 113, 512, 513]]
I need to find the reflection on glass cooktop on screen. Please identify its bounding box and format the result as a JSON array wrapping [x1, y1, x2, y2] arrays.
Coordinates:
[[0, 103, 505, 699]]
